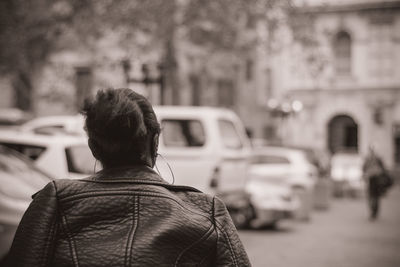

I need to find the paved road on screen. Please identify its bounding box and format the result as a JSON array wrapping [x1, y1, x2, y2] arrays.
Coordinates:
[[239, 186, 400, 267]]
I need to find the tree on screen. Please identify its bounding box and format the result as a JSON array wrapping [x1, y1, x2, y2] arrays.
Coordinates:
[[0, 0, 104, 110], [0, 0, 304, 109]]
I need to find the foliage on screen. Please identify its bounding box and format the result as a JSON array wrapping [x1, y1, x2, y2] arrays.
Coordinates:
[[0, 0, 312, 109]]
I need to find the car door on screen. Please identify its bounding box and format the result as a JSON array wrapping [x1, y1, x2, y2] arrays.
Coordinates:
[[157, 116, 216, 192], [216, 116, 251, 193]]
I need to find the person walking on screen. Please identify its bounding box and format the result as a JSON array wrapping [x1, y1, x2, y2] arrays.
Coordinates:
[[4, 88, 251, 266], [362, 147, 393, 220]]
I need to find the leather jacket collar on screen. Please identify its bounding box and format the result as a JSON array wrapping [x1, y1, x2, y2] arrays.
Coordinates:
[[81, 165, 201, 192]]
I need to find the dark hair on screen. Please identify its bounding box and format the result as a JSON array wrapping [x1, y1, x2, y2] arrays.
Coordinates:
[[81, 88, 160, 167]]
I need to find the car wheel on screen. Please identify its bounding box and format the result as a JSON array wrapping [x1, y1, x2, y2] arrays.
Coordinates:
[[229, 205, 254, 229]]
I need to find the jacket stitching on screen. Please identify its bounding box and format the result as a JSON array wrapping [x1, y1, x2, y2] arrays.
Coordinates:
[[41, 181, 58, 266], [42, 214, 56, 266], [125, 196, 139, 267], [61, 213, 79, 267], [198, 197, 219, 267], [216, 225, 238, 267], [174, 224, 214, 267], [59, 191, 213, 224], [212, 198, 238, 267]]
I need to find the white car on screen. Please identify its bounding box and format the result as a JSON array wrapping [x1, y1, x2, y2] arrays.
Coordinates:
[[19, 115, 85, 136], [249, 146, 318, 221], [330, 152, 364, 197], [0, 146, 52, 260], [0, 130, 96, 179]]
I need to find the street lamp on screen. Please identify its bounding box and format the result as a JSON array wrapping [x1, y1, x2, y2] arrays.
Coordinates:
[[267, 98, 303, 117], [121, 59, 165, 105], [267, 98, 303, 144]]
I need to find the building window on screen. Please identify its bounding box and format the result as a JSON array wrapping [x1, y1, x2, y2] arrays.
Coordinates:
[[265, 68, 272, 98], [368, 21, 394, 78], [246, 59, 253, 81], [334, 31, 351, 75], [75, 67, 92, 109], [189, 74, 201, 106], [217, 79, 235, 108]]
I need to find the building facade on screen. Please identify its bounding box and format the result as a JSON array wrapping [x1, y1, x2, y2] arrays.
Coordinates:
[[273, 0, 400, 168]]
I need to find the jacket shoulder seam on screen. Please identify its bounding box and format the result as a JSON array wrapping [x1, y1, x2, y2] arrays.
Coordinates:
[[213, 197, 239, 267], [216, 224, 239, 267], [174, 224, 214, 266], [60, 210, 80, 266], [40, 181, 58, 267]]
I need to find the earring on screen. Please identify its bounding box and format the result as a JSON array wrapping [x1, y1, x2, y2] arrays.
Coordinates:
[[157, 153, 175, 185]]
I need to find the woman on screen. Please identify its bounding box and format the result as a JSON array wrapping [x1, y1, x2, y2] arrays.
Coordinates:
[[5, 88, 251, 266]]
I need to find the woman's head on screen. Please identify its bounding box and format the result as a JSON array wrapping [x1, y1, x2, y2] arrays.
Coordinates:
[[81, 88, 160, 168]]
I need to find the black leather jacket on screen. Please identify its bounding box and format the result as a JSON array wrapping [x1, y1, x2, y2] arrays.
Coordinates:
[[5, 165, 251, 266]]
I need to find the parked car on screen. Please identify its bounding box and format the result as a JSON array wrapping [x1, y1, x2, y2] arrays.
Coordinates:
[[330, 152, 364, 197], [0, 145, 52, 260], [0, 130, 97, 179], [247, 155, 299, 227], [249, 146, 318, 221], [0, 108, 32, 127], [19, 115, 85, 136]]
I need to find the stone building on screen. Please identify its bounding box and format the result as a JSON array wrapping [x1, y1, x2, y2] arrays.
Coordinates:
[[271, 0, 400, 168]]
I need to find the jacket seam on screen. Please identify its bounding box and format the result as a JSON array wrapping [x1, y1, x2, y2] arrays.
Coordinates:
[[61, 212, 79, 267], [174, 224, 214, 266], [60, 190, 181, 202], [40, 181, 58, 267], [216, 225, 238, 267], [59, 191, 213, 223], [199, 196, 218, 267], [125, 196, 139, 267], [213, 198, 238, 267]]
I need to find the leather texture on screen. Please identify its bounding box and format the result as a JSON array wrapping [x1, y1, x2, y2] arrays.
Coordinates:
[[5, 165, 251, 267]]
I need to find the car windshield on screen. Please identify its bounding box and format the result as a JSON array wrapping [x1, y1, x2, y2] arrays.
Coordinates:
[[0, 147, 51, 200], [65, 145, 100, 174]]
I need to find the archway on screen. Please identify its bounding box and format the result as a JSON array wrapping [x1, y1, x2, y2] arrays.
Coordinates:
[[328, 114, 358, 154]]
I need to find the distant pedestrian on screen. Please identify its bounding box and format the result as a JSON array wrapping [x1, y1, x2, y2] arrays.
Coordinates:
[[362, 147, 393, 220], [4, 88, 251, 266]]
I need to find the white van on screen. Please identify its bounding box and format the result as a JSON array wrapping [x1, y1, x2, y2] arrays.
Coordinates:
[[154, 106, 253, 227]]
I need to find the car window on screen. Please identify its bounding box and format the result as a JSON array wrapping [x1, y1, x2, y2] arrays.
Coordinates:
[[65, 145, 100, 174], [251, 155, 290, 164], [0, 142, 46, 161], [33, 125, 64, 135], [0, 147, 51, 200], [218, 119, 243, 149], [161, 120, 206, 147]]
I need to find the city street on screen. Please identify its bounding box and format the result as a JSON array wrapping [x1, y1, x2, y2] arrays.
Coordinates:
[[239, 186, 400, 267]]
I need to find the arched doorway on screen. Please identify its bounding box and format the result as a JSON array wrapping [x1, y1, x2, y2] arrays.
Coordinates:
[[328, 114, 358, 154]]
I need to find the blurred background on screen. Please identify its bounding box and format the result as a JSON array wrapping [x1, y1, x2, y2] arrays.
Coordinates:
[[0, 0, 400, 266]]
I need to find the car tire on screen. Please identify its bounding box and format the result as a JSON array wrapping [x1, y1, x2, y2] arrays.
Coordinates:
[[229, 205, 254, 229]]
